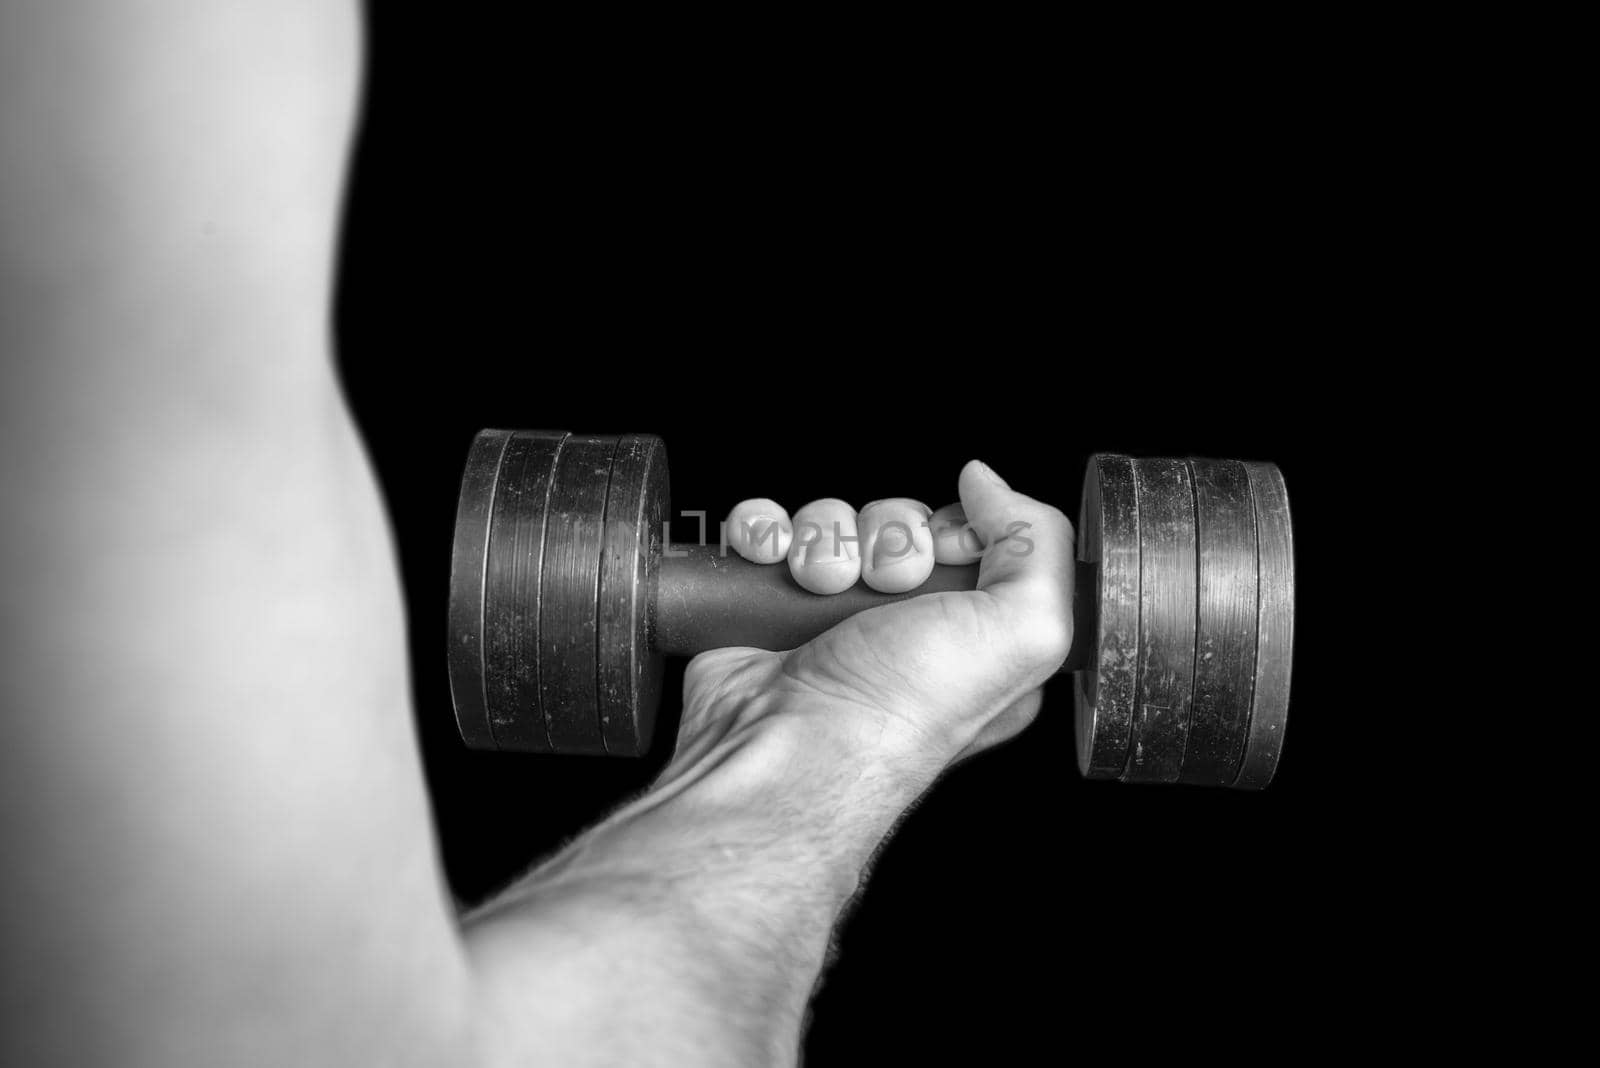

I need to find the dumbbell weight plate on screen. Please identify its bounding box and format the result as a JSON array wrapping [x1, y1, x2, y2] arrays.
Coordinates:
[[597, 434, 668, 756], [446, 428, 514, 750], [1073, 455, 1292, 786], [1124, 458, 1199, 784], [1235, 461, 1293, 789], [1181, 458, 1259, 786], [1074, 455, 1140, 780], [538, 435, 620, 755], [482, 429, 568, 752]]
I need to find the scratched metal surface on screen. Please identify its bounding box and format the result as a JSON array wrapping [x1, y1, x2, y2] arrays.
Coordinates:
[[1234, 462, 1293, 789], [537, 435, 617, 756], [1124, 458, 1198, 784], [447, 428, 514, 751], [1074, 454, 1140, 780], [482, 430, 568, 753], [597, 433, 668, 757], [1181, 459, 1259, 786]]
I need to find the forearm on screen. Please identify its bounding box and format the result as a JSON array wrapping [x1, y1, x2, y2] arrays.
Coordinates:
[[463, 690, 933, 1066]]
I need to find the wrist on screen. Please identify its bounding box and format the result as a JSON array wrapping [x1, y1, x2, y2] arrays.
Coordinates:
[[569, 691, 923, 908], [676, 687, 937, 827]]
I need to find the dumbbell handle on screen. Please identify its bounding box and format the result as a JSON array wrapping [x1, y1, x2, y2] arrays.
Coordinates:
[[653, 544, 1094, 672]]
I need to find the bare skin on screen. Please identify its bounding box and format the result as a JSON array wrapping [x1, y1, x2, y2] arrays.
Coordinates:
[[0, 4, 1071, 1065]]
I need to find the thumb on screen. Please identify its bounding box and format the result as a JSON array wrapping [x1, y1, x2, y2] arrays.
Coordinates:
[[957, 459, 1024, 546], [957, 459, 1075, 627]]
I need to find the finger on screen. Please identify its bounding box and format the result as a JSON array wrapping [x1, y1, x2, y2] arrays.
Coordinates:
[[928, 502, 985, 565], [858, 497, 935, 594], [724, 498, 793, 564], [788, 498, 862, 594], [958, 460, 1074, 667]]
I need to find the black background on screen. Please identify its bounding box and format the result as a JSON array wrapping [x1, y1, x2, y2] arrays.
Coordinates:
[[335, 13, 1365, 1062]]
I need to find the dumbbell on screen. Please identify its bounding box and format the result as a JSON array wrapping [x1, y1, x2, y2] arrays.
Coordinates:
[[447, 430, 1294, 788]]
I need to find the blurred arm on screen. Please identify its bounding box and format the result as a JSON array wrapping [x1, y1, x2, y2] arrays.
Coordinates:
[[0, 4, 472, 1064]]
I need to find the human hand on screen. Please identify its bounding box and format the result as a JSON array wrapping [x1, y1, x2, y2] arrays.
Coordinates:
[[675, 460, 1074, 789]]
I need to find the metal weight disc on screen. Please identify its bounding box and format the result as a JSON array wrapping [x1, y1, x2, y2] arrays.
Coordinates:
[[597, 434, 668, 756], [482, 430, 569, 752], [1124, 458, 1198, 783], [446, 428, 514, 750], [1073, 454, 1140, 779], [537, 434, 619, 755], [1234, 462, 1294, 789], [1180, 459, 1259, 786]]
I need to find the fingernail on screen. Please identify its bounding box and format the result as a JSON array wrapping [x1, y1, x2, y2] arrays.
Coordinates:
[[973, 460, 1009, 488], [871, 522, 919, 568]]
